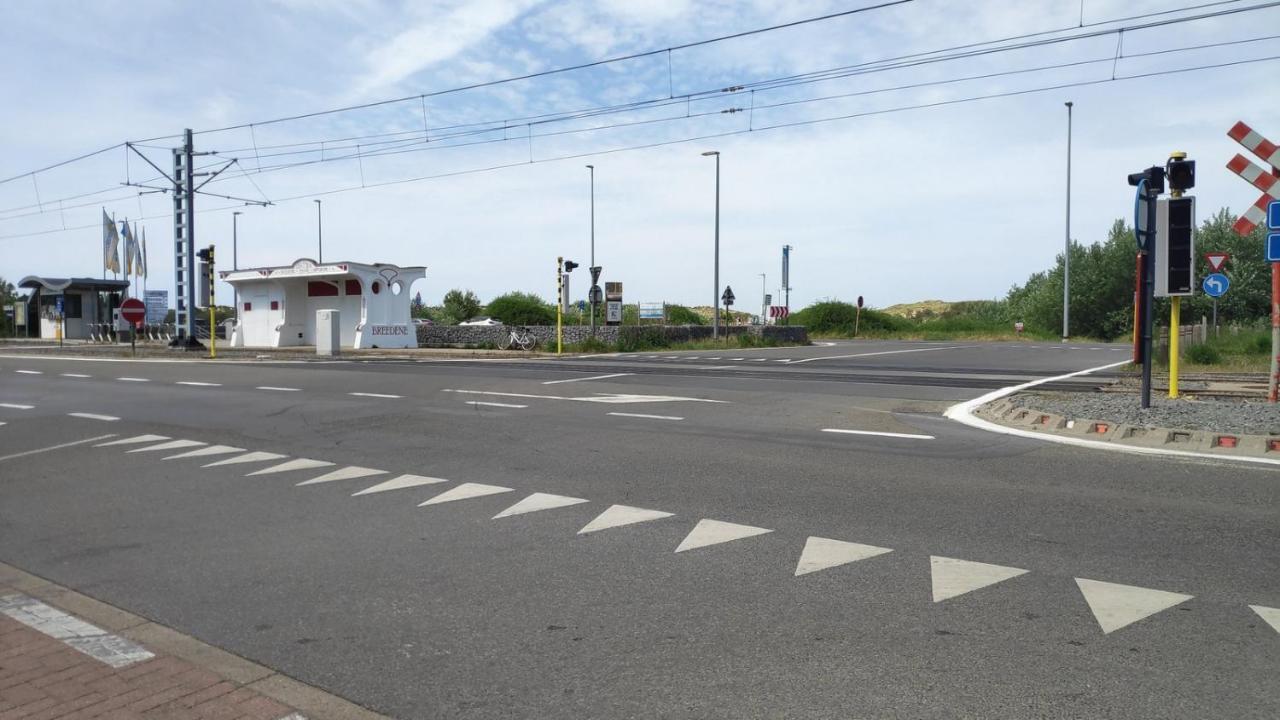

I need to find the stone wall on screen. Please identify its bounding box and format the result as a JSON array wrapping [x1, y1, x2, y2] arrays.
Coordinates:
[[417, 323, 807, 348]]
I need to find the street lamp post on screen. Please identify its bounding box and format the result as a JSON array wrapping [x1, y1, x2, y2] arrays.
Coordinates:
[[232, 211, 242, 311], [1063, 100, 1073, 340], [314, 199, 323, 263], [587, 164, 595, 329], [759, 273, 766, 324], [702, 151, 720, 338]]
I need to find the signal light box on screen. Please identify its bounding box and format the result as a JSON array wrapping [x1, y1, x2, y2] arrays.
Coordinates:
[[1155, 196, 1195, 297]]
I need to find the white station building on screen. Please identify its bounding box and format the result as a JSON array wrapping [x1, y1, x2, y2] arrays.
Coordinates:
[[221, 258, 425, 349]]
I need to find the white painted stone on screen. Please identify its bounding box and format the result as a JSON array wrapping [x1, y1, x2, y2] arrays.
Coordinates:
[[794, 537, 892, 576], [418, 482, 513, 506], [201, 451, 288, 468], [163, 445, 245, 460], [674, 519, 772, 553], [95, 434, 169, 447], [931, 556, 1028, 602], [493, 492, 588, 519], [1075, 578, 1192, 634], [246, 458, 335, 476], [126, 439, 206, 454], [296, 466, 386, 486], [352, 474, 448, 496], [577, 505, 674, 534], [1250, 605, 1280, 635]]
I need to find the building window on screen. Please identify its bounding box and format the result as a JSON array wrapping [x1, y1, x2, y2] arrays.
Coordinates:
[[371, 281, 381, 295], [243, 302, 252, 311], [270, 300, 279, 310], [307, 281, 338, 297], [345, 279, 361, 295]]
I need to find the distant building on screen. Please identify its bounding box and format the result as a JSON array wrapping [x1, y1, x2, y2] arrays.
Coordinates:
[[16, 276, 131, 339], [221, 258, 425, 349]]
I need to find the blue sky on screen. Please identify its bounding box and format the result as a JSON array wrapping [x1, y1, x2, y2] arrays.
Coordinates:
[[2, 0, 1279, 311]]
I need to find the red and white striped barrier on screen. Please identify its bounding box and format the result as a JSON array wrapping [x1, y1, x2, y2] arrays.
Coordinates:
[[1226, 121, 1280, 236], [768, 306, 790, 319]]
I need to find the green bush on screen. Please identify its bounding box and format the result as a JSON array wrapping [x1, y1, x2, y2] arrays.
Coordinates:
[[617, 327, 670, 352], [485, 292, 555, 326], [1254, 334, 1271, 354], [791, 301, 908, 335], [441, 289, 482, 325], [666, 305, 704, 325], [1185, 343, 1221, 364]]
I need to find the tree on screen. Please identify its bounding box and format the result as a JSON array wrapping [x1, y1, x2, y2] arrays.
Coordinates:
[[0, 276, 16, 336], [440, 289, 482, 325], [411, 291, 426, 318], [485, 291, 555, 326]]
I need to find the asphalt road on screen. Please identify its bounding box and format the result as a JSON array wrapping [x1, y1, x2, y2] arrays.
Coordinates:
[[1, 339, 1276, 719]]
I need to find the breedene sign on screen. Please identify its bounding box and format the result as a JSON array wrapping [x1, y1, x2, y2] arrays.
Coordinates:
[[368, 324, 410, 336]]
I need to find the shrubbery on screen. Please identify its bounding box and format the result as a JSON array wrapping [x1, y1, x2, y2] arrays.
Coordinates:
[[665, 304, 704, 325], [485, 292, 555, 326]]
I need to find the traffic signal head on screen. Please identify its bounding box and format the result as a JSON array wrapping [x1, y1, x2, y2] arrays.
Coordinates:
[[1166, 153, 1195, 193], [563, 260, 579, 272], [196, 247, 212, 262], [1127, 166, 1165, 195]]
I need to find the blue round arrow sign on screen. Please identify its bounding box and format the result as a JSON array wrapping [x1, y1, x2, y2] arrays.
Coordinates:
[[1203, 272, 1229, 298]]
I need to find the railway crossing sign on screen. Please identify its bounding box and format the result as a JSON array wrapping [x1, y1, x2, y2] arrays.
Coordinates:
[[1203, 273, 1229, 298], [1204, 252, 1229, 272], [1226, 121, 1280, 237]]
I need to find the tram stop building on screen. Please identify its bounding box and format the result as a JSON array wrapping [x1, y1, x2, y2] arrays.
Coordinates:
[[221, 259, 425, 349], [16, 276, 131, 339]]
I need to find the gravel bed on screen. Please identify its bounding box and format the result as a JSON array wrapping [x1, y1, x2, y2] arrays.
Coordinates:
[[1012, 391, 1280, 436]]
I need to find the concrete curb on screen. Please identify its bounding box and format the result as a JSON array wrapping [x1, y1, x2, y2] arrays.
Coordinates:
[[0, 561, 391, 720]]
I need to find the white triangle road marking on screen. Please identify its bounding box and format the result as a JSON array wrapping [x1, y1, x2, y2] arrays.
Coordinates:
[[352, 474, 448, 496], [674, 519, 772, 553], [1075, 578, 1192, 634], [419, 482, 513, 506], [794, 537, 893, 576], [931, 556, 1028, 602], [493, 492, 588, 519], [577, 504, 674, 534], [1251, 605, 1280, 635], [163, 445, 245, 460], [296, 466, 387, 486], [96, 434, 169, 447], [126, 439, 206, 454], [201, 451, 288, 468], [247, 458, 334, 476]]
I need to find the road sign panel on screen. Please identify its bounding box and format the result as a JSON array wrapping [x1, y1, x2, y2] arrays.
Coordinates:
[[857, 296, 864, 309], [1268, 233, 1280, 263], [120, 297, 146, 325], [1204, 252, 1229, 272], [1203, 272, 1229, 298], [721, 286, 735, 305], [768, 306, 789, 318], [1270, 199, 1280, 230]]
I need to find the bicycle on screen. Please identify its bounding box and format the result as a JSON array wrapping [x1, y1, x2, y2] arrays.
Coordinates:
[[505, 326, 538, 351]]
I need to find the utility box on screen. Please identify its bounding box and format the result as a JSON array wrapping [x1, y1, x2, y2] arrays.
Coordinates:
[[316, 309, 340, 357]]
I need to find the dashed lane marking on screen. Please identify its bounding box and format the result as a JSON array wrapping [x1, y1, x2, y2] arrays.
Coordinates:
[[164, 445, 245, 460], [675, 519, 773, 553], [419, 482, 513, 506], [349, 392, 401, 399], [14, 370, 41, 375], [0, 594, 153, 668], [117, 377, 149, 382], [201, 451, 288, 468], [126, 439, 205, 453], [297, 466, 387, 486], [493, 492, 589, 519], [1251, 605, 1280, 635], [466, 401, 529, 409], [1075, 578, 1193, 634], [257, 386, 301, 392], [354, 474, 447, 496], [96, 434, 169, 447], [0, 434, 116, 463], [542, 373, 633, 385], [578, 504, 675, 534], [794, 537, 893, 576], [247, 458, 335, 476], [821, 428, 935, 440], [0, 403, 34, 410], [931, 556, 1028, 602], [60, 373, 91, 378], [353, 474, 448, 496], [176, 381, 221, 387], [67, 413, 120, 422], [608, 412, 683, 421]]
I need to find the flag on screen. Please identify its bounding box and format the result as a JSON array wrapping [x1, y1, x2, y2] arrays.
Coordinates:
[[102, 209, 120, 272], [140, 227, 147, 279], [122, 220, 135, 276]]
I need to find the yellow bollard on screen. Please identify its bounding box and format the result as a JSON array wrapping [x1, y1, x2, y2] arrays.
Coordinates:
[[1168, 296, 1180, 399]]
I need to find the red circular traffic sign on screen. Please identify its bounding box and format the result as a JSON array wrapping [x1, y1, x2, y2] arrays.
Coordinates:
[[120, 298, 146, 325]]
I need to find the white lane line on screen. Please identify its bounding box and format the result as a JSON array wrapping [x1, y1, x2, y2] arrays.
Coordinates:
[[772, 359, 790, 362], [67, 413, 120, 422], [117, 377, 149, 382], [750, 358, 768, 362], [465, 401, 529, 409], [96, 434, 168, 447], [729, 358, 745, 361], [944, 359, 1280, 467], [349, 392, 401, 399], [0, 434, 117, 462], [14, 370, 41, 375], [0, 594, 154, 668], [176, 381, 221, 387], [608, 412, 683, 421], [0, 403, 34, 410], [788, 345, 975, 364], [821, 428, 935, 440], [60, 373, 91, 378], [542, 373, 633, 385], [257, 386, 301, 392], [444, 389, 726, 404]]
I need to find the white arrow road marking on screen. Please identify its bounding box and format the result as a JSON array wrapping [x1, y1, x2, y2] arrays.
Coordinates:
[[247, 458, 334, 476], [353, 474, 448, 496], [931, 556, 1028, 602], [577, 505, 674, 534], [296, 466, 386, 486], [126, 439, 205, 454], [674, 519, 773, 553], [794, 537, 893, 577], [0, 403, 33, 410], [821, 428, 935, 440], [67, 413, 119, 422], [1075, 578, 1193, 634], [176, 381, 221, 387], [201, 451, 287, 468], [96, 434, 169, 447], [542, 373, 633, 385], [493, 492, 589, 519], [419, 482, 513, 506], [1251, 605, 1280, 635], [163, 445, 244, 460]]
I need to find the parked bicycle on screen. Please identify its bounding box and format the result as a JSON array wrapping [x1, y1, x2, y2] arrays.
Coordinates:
[[505, 326, 538, 351]]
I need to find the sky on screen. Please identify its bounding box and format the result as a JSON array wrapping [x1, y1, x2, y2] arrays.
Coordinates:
[[2, 0, 1279, 312]]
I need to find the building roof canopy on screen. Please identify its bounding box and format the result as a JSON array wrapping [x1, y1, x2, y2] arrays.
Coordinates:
[[18, 276, 131, 293]]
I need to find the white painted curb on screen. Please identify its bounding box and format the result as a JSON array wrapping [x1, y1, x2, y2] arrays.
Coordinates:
[[944, 360, 1280, 467]]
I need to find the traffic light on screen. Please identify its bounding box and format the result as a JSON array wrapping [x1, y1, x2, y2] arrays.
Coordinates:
[[1155, 196, 1195, 297], [1127, 166, 1165, 194], [196, 246, 215, 263], [1166, 153, 1195, 193], [563, 260, 579, 273]]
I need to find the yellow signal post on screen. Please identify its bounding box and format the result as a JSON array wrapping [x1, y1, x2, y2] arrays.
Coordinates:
[[556, 256, 563, 355], [1167, 151, 1187, 399], [207, 246, 216, 360]]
